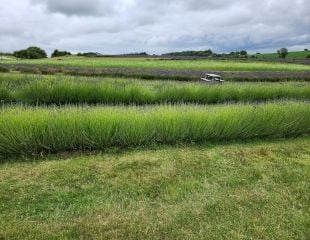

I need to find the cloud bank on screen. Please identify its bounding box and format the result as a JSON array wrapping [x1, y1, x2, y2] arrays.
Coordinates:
[[0, 0, 309, 54]]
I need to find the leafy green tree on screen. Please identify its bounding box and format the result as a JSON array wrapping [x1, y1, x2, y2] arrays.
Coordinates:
[[277, 48, 288, 59], [51, 49, 60, 58], [240, 50, 248, 56], [51, 49, 71, 58], [14, 47, 47, 59]]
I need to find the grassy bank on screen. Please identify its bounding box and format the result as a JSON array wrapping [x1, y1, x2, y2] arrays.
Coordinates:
[[1, 102, 309, 158], [255, 50, 310, 60], [4, 56, 310, 71], [0, 74, 309, 104], [0, 138, 309, 239]]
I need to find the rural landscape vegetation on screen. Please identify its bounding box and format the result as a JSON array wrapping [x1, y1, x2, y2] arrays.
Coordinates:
[[1, 0, 310, 239]]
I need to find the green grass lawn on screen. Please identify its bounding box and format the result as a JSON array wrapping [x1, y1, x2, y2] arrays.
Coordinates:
[[0, 138, 309, 239], [3, 56, 310, 71]]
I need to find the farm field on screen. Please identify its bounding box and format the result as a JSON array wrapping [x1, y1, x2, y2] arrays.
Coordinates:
[[1, 58, 310, 239], [0, 138, 309, 239], [3, 56, 310, 71], [255, 50, 310, 60], [0, 73, 309, 104], [2, 0, 310, 238]]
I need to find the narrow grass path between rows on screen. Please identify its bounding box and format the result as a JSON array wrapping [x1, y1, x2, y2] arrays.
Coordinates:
[[0, 138, 309, 239]]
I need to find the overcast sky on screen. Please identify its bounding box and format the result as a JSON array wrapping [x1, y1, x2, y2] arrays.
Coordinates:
[[1, 0, 309, 54]]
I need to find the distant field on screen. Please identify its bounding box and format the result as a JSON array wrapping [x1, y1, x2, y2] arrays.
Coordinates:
[[3, 56, 310, 71], [255, 50, 310, 60], [0, 55, 15, 61], [0, 138, 309, 239]]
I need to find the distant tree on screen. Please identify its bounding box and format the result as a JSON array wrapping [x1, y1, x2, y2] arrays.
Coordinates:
[[121, 52, 149, 56], [83, 52, 102, 57], [277, 48, 288, 59], [204, 49, 213, 54], [76, 52, 102, 57], [139, 52, 148, 56], [13, 46, 47, 59], [51, 49, 59, 58], [255, 53, 261, 59], [305, 49, 309, 51], [240, 50, 248, 56], [51, 49, 71, 58], [163, 49, 213, 57]]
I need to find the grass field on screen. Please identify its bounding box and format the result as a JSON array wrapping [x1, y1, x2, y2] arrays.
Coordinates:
[[0, 138, 309, 239], [1, 55, 310, 239], [0, 73, 309, 104], [255, 50, 310, 60], [1, 102, 309, 158], [3, 56, 310, 71]]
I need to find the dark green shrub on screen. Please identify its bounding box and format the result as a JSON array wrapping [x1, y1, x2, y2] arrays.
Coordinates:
[[277, 48, 288, 59], [13, 47, 47, 59], [51, 50, 71, 58]]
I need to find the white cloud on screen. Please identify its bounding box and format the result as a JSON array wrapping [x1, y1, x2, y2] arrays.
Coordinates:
[[0, 0, 309, 54]]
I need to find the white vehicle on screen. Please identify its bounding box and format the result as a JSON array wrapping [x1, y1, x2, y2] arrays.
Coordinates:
[[201, 73, 225, 83]]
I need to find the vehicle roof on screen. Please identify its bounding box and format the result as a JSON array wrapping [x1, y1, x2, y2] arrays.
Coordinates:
[[206, 74, 221, 77]]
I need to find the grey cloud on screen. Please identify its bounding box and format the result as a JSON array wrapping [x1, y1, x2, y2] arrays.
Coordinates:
[[185, 0, 234, 11], [31, 0, 118, 16], [0, 0, 309, 54]]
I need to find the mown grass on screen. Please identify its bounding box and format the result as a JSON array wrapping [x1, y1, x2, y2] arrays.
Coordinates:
[[0, 102, 309, 158], [5, 56, 310, 71], [0, 74, 309, 104], [0, 138, 309, 239]]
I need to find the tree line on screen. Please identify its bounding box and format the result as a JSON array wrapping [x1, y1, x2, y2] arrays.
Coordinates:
[[5, 46, 306, 59]]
